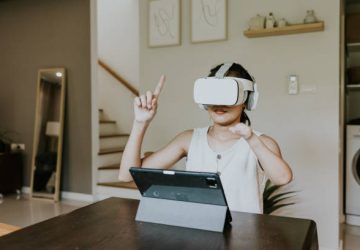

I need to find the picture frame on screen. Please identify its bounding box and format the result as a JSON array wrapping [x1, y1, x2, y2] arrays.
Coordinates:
[[148, 0, 181, 48], [191, 0, 227, 43]]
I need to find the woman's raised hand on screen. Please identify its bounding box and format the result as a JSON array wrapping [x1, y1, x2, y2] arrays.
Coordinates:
[[229, 123, 253, 140], [134, 75, 165, 124]]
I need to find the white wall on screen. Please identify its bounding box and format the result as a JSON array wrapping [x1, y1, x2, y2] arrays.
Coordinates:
[[97, 0, 139, 133], [139, 0, 340, 249], [97, 0, 139, 86]]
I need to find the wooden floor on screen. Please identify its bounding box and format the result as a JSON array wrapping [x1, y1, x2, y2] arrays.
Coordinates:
[[0, 194, 89, 228], [0, 223, 19, 237]]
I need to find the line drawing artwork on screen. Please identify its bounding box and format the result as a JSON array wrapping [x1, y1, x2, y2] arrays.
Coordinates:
[[200, 0, 221, 27], [191, 0, 226, 43], [153, 5, 175, 38], [149, 0, 180, 47]]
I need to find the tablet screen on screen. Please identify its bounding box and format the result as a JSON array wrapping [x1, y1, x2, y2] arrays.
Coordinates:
[[129, 167, 228, 207]]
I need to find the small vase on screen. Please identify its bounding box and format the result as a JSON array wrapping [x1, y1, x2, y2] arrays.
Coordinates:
[[277, 18, 287, 28], [265, 12, 276, 29], [304, 10, 317, 24], [248, 14, 265, 30]]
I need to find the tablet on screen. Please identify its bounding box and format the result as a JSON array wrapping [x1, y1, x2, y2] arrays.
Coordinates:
[[129, 167, 232, 222]]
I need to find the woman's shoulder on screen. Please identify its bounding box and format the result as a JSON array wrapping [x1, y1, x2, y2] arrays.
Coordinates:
[[258, 133, 281, 154], [177, 127, 208, 137], [174, 127, 208, 145]]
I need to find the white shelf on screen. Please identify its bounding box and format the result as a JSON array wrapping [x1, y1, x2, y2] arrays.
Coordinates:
[[347, 43, 360, 52]]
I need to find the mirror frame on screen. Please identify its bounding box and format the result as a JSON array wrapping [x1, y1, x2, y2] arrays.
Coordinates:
[[30, 68, 66, 202]]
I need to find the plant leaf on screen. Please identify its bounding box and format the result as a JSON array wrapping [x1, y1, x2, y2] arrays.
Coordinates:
[[265, 196, 295, 208], [267, 191, 297, 202], [264, 203, 295, 215], [263, 184, 281, 199]]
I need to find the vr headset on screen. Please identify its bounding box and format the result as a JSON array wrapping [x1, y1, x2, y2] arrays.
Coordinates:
[[193, 63, 259, 111]]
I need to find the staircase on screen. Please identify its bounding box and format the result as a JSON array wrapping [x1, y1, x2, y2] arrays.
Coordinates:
[[95, 109, 140, 200]]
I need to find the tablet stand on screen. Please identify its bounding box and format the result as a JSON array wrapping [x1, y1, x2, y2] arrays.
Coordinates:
[[135, 196, 228, 232]]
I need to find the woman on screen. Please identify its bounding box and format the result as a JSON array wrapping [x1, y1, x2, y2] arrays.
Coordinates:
[[119, 63, 292, 213]]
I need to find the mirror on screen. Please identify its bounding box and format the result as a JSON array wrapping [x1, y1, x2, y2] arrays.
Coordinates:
[[30, 68, 66, 202]]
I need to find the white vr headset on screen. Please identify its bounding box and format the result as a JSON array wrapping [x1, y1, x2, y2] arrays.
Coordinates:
[[193, 63, 259, 111]]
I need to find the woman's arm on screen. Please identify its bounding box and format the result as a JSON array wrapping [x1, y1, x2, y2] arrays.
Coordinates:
[[118, 75, 165, 181], [118, 75, 192, 182], [119, 128, 192, 182], [229, 123, 293, 185]]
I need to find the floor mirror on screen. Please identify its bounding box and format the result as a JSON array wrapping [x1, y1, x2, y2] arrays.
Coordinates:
[[30, 68, 66, 202]]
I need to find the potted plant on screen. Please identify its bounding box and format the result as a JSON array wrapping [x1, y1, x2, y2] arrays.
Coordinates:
[[0, 130, 15, 153], [263, 179, 296, 215]]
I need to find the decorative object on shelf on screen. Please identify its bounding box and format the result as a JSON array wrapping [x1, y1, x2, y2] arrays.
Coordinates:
[[265, 12, 276, 29], [248, 14, 265, 30], [191, 0, 227, 43], [303, 10, 317, 24], [277, 18, 287, 28], [148, 0, 180, 48]]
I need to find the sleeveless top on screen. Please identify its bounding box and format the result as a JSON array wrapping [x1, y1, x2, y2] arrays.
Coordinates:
[[185, 127, 266, 213]]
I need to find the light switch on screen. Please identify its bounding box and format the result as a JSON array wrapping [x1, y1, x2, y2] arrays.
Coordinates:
[[288, 75, 298, 95]]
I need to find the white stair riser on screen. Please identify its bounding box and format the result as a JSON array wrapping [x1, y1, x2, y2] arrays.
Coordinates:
[[97, 153, 122, 167], [98, 169, 120, 182], [96, 186, 140, 200], [99, 137, 128, 150], [99, 123, 118, 134]]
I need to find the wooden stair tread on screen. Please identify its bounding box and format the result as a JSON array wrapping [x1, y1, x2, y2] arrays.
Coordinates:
[[98, 164, 119, 170], [97, 181, 137, 189], [99, 133, 130, 138], [99, 120, 116, 124], [98, 147, 124, 155]]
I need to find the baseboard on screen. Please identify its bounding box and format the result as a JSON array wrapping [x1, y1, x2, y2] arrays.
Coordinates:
[[22, 186, 31, 194], [21, 186, 94, 203], [319, 245, 341, 250], [61, 191, 94, 202]]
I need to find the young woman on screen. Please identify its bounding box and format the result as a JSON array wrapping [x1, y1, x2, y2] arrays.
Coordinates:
[[118, 63, 292, 213]]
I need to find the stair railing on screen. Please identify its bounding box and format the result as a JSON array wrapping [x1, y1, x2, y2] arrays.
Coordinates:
[[98, 59, 139, 96]]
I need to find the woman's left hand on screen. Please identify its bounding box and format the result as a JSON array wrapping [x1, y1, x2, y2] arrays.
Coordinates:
[[229, 123, 253, 140]]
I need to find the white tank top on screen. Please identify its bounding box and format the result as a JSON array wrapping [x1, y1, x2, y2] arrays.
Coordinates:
[[186, 127, 266, 213]]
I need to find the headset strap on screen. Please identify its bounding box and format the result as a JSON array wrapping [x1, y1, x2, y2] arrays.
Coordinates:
[[226, 77, 254, 91], [215, 63, 233, 78]]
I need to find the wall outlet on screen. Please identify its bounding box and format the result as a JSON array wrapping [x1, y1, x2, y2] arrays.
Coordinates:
[[288, 75, 298, 95], [11, 143, 25, 151]]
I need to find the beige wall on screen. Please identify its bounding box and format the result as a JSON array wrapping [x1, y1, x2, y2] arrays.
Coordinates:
[[140, 0, 340, 249], [0, 0, 92, 194]]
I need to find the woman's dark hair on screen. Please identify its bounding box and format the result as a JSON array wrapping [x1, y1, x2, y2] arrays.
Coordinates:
[[208, 63, 252, 126]]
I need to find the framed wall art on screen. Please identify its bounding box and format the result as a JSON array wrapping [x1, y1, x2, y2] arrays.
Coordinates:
[[191, 0, 227, 43], [148, 0, 181, 47]]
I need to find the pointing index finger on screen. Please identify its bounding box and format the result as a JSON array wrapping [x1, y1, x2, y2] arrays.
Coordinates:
[[153, 75, 165, 98]]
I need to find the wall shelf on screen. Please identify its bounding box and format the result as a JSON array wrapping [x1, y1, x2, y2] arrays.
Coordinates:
[[243, 21, 325, 38]]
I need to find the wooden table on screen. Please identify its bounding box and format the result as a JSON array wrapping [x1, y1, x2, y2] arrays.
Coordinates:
[[0, 198, 318, 250]]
